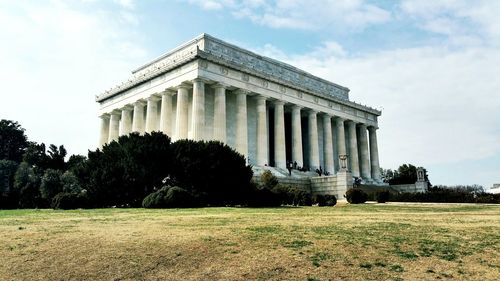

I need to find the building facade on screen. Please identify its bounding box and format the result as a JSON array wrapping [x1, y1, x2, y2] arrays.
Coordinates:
[[96, 34, 383, 186]]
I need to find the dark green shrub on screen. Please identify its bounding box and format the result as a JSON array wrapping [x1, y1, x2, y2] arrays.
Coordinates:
[[345, 188, 368, 204], [51, 192, 88, 209], [289, 187, 312, 206], [142, 186, 199, 208], [260, 170, 279, 189], [376, 190, 390, 203], [246, 186, 281, 207], [169, 140, 253, 206], [312, 194, 337, 206], [324, 194, 337, 206], [313, 194, 326, 206]]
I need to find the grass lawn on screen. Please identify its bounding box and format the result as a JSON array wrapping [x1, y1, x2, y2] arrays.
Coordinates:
[[0, 203, 498, 281]]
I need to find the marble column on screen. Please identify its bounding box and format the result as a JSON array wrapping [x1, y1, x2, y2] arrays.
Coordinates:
[[335, 117, 347, 159], [358, 124, 371, 180], [175, 84, 190, 140], [291, 105, 303, 168], [213, 84, 227, 143], [322, 114, 334, 175], [368, 126, 381, 182], [256, 95, 268, 166], [132, 100, 146, 134], [235, 90, 248, 159], [274, 100, 286, 169], [308, 110, 320, 171], [119, 106, 133, 136], [108, 111, 120, 143], [99, 114, 110, 147], [346, 121, 360, 177], [159, 91, 173, 137], [145, 96, 160, 133], [191, 79, 205, 141]]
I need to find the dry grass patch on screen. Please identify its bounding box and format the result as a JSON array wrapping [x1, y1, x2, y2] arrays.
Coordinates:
[[0, 204, 499, 280]]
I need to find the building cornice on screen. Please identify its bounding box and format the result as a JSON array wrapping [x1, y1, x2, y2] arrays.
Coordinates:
[[95, 33, 381, 116]]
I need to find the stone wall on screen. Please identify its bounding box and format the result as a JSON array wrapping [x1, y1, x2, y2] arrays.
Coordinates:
[[390, 183, 426, 193]]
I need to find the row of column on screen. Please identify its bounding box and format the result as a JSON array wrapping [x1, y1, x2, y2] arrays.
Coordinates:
[[99, 79, 381, 182]]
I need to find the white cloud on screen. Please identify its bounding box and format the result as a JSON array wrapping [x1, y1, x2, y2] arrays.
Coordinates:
[[188, 0, 391, 30], [0, 1, 148, 156], [400, 0, 500, 46]]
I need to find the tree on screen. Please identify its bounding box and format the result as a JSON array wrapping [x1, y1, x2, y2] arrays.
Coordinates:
[[382, 164, 430, 186], [23, 142, 49, 170], [169, 140, 253, 206], [60, 171, 83, 194], [13, 162, 42, 208], [0, 120, 28, 162], [84, 132, 172, 207], [0, 160, 18, 195], [40, 169, 63, 201], [46, 144, 67, 170]]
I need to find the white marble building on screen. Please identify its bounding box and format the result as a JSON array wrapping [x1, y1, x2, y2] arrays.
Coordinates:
[[96, 34, 383, 188]]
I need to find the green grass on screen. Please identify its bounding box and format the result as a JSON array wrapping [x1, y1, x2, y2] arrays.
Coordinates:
[[0, 203, 499, 280]]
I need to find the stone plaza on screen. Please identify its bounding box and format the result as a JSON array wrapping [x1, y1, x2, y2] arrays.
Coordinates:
[[96, 34, 384, 197]]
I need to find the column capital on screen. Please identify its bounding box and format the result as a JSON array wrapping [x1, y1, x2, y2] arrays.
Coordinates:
[[174, 82, 192, 90], [255, 95, 267, 102], [121, 104, 134, 111], [99, 113, 110, 119], [234, 88, 251, 95], [321, 113, 331, 120], [134, 100, 147, 106], [110, 109, 122, 116], [147, 95, 161, 102], [161, 89, 175, 96], [367, 125, 379, 132], [211, 82, 229, 90], [291, 104, 303, 110], [273, 100, 285, 106], [307, 109, 317, 116], [192, 77, 210, 84], [357, 123, 368, 129]]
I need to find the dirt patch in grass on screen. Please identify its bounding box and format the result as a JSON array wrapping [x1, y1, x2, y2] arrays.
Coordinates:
[[0, 204, 499, 280]]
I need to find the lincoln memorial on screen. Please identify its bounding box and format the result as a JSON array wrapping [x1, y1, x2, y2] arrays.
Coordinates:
[[96, 34, 384, 195]]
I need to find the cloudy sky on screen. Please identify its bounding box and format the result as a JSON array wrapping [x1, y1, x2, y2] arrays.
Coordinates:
[[1, 0, 499, 188]]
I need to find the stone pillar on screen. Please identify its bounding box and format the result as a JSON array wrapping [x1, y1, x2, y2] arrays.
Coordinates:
[[346, 121, 360, 178], [108, 111, 120, 143], [358, 124, 371, 181], [308, 110, 320, 171], [235, 90, 248, 159], [213, 84, 227, 143], [274, 100, 286, 169], [322, 114, 334, 175], [145, 96, 160, 133], [175, 85, 190, 140], [368, 126, 381, 182], [119, 106, 133, 136], [191, 79, 205, 141], [291, 105, 303, 168], [99, 114, 110, 148], [256, 95, 268, 166], [132, 100, 146, 134], [335, 117, 347, 159], [159, 91, 173, 137]]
